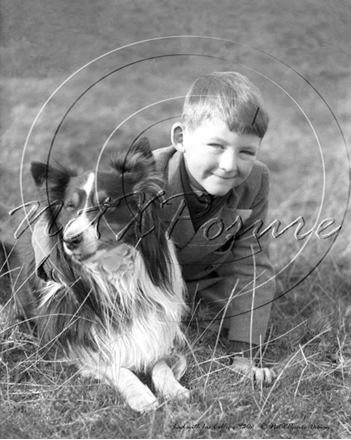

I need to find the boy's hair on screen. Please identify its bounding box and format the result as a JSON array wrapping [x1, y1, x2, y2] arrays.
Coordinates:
[[181, 71, 269, 138]]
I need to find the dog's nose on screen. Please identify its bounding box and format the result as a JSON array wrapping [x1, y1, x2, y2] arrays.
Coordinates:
[[63, 234, 82, 251]]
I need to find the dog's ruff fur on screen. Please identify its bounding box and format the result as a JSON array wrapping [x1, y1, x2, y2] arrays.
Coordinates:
[[28, 138, 189, 412]]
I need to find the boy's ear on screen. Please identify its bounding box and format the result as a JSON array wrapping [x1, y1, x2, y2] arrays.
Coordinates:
[[171, 123, 185, 152]]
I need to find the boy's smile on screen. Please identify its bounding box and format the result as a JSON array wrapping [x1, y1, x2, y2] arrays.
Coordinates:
[[173, 118, 261, 196]]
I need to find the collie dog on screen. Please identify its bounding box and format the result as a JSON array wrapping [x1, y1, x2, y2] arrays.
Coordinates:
[[28, 138, 189, 412]]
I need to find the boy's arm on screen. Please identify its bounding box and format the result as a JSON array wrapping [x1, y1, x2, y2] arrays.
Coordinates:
[[221, 165, 276, 348], [223, 166, 276, 382]]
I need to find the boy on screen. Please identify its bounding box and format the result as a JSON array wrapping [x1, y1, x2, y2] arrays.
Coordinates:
[[154, 71, 276, 382]]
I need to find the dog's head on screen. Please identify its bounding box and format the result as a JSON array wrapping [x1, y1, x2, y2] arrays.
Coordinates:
[[31, 138, 171, 287]]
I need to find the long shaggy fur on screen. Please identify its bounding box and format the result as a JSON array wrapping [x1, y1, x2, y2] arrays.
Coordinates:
[[26, 138, 190, 412]]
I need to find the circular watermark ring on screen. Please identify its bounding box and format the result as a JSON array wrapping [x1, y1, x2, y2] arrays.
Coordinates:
[[21, 36, 350, 321]]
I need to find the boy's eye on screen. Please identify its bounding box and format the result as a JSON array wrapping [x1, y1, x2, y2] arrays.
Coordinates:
[[208, 143, 224, 150], [241, 150, 256, 156]]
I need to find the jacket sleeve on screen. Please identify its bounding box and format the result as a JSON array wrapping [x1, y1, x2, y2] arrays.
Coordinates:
[[217, 165, 276, 346]]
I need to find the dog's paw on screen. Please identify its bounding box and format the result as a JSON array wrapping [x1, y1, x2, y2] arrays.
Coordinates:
[[230, 356, 276, 384], [177, 386, 191, 401], [159, 383, 191, 402], [127, 391, 159, 413], [170, 384, 191, 401]]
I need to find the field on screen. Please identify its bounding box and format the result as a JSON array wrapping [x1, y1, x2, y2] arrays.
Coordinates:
[[0, 0, 350, 438]]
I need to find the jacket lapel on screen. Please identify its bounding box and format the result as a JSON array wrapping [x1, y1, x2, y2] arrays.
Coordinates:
[[176, 205, 253, 264]]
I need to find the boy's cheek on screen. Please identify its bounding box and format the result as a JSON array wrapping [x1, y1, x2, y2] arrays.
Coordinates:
[[183, 149, 198, 164]]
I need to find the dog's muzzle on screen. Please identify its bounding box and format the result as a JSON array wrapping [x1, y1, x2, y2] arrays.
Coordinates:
[[63, 234, 82, 251]]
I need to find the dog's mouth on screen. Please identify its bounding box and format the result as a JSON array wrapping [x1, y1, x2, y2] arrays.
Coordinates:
[[78, 249, 108, 264], [64, 241, 100, 263], [77, 251, 97, 262]]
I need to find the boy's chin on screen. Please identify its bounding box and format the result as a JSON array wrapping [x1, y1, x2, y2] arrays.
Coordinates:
[[205, 176, 247, 196], [205, 185, 232, 197]]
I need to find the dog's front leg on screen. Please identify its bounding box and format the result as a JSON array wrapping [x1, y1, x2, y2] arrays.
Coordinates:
[[152, 360, 190, 402], [117, 367, 159, 413]]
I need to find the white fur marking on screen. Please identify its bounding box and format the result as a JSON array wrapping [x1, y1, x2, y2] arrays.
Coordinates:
[[83, 172, 95, 200], [63, 173, 97, 249]]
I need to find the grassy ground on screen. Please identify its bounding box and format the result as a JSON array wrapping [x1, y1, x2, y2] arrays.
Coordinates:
[[1, 0, 350, 438]]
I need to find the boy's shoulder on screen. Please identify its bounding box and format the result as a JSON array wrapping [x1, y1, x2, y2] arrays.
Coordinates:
[[237, 158, 270, 202], [247, 158, 270, 184]]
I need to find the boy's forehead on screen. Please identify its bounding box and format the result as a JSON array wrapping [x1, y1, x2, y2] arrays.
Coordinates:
[[185, 118, 261, 142]]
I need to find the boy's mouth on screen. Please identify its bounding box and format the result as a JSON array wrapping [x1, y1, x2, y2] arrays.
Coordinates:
[[213, 174, 237, 180]]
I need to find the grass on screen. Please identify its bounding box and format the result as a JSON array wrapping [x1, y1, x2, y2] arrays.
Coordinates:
[[1, 0, 351, 438], [0, 266, 351, 438]]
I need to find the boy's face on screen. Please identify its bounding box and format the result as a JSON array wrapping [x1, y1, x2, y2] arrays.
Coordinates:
[[173, 118, 261, 196]]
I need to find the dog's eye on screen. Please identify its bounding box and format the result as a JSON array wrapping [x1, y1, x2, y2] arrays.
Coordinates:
[[65, 201, 76, 212], [64, 193, 80, 212]]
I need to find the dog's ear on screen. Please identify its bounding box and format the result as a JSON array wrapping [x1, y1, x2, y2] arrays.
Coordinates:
[[111, 137, 156, 179], [31, 162, 51, 187], [129, 137, 153, 160], [128, 137, 153, 160], [31, 162, 77, 188]]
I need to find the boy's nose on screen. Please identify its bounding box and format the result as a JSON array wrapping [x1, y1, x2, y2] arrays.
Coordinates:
[[219, 151, 238, 174]]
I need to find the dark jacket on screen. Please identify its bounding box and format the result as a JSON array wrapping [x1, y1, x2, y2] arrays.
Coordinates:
[[154, 146, 276, 345]]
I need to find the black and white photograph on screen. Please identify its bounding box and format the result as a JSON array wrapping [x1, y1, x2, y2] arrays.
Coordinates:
[[0, 1, 350, 438]]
